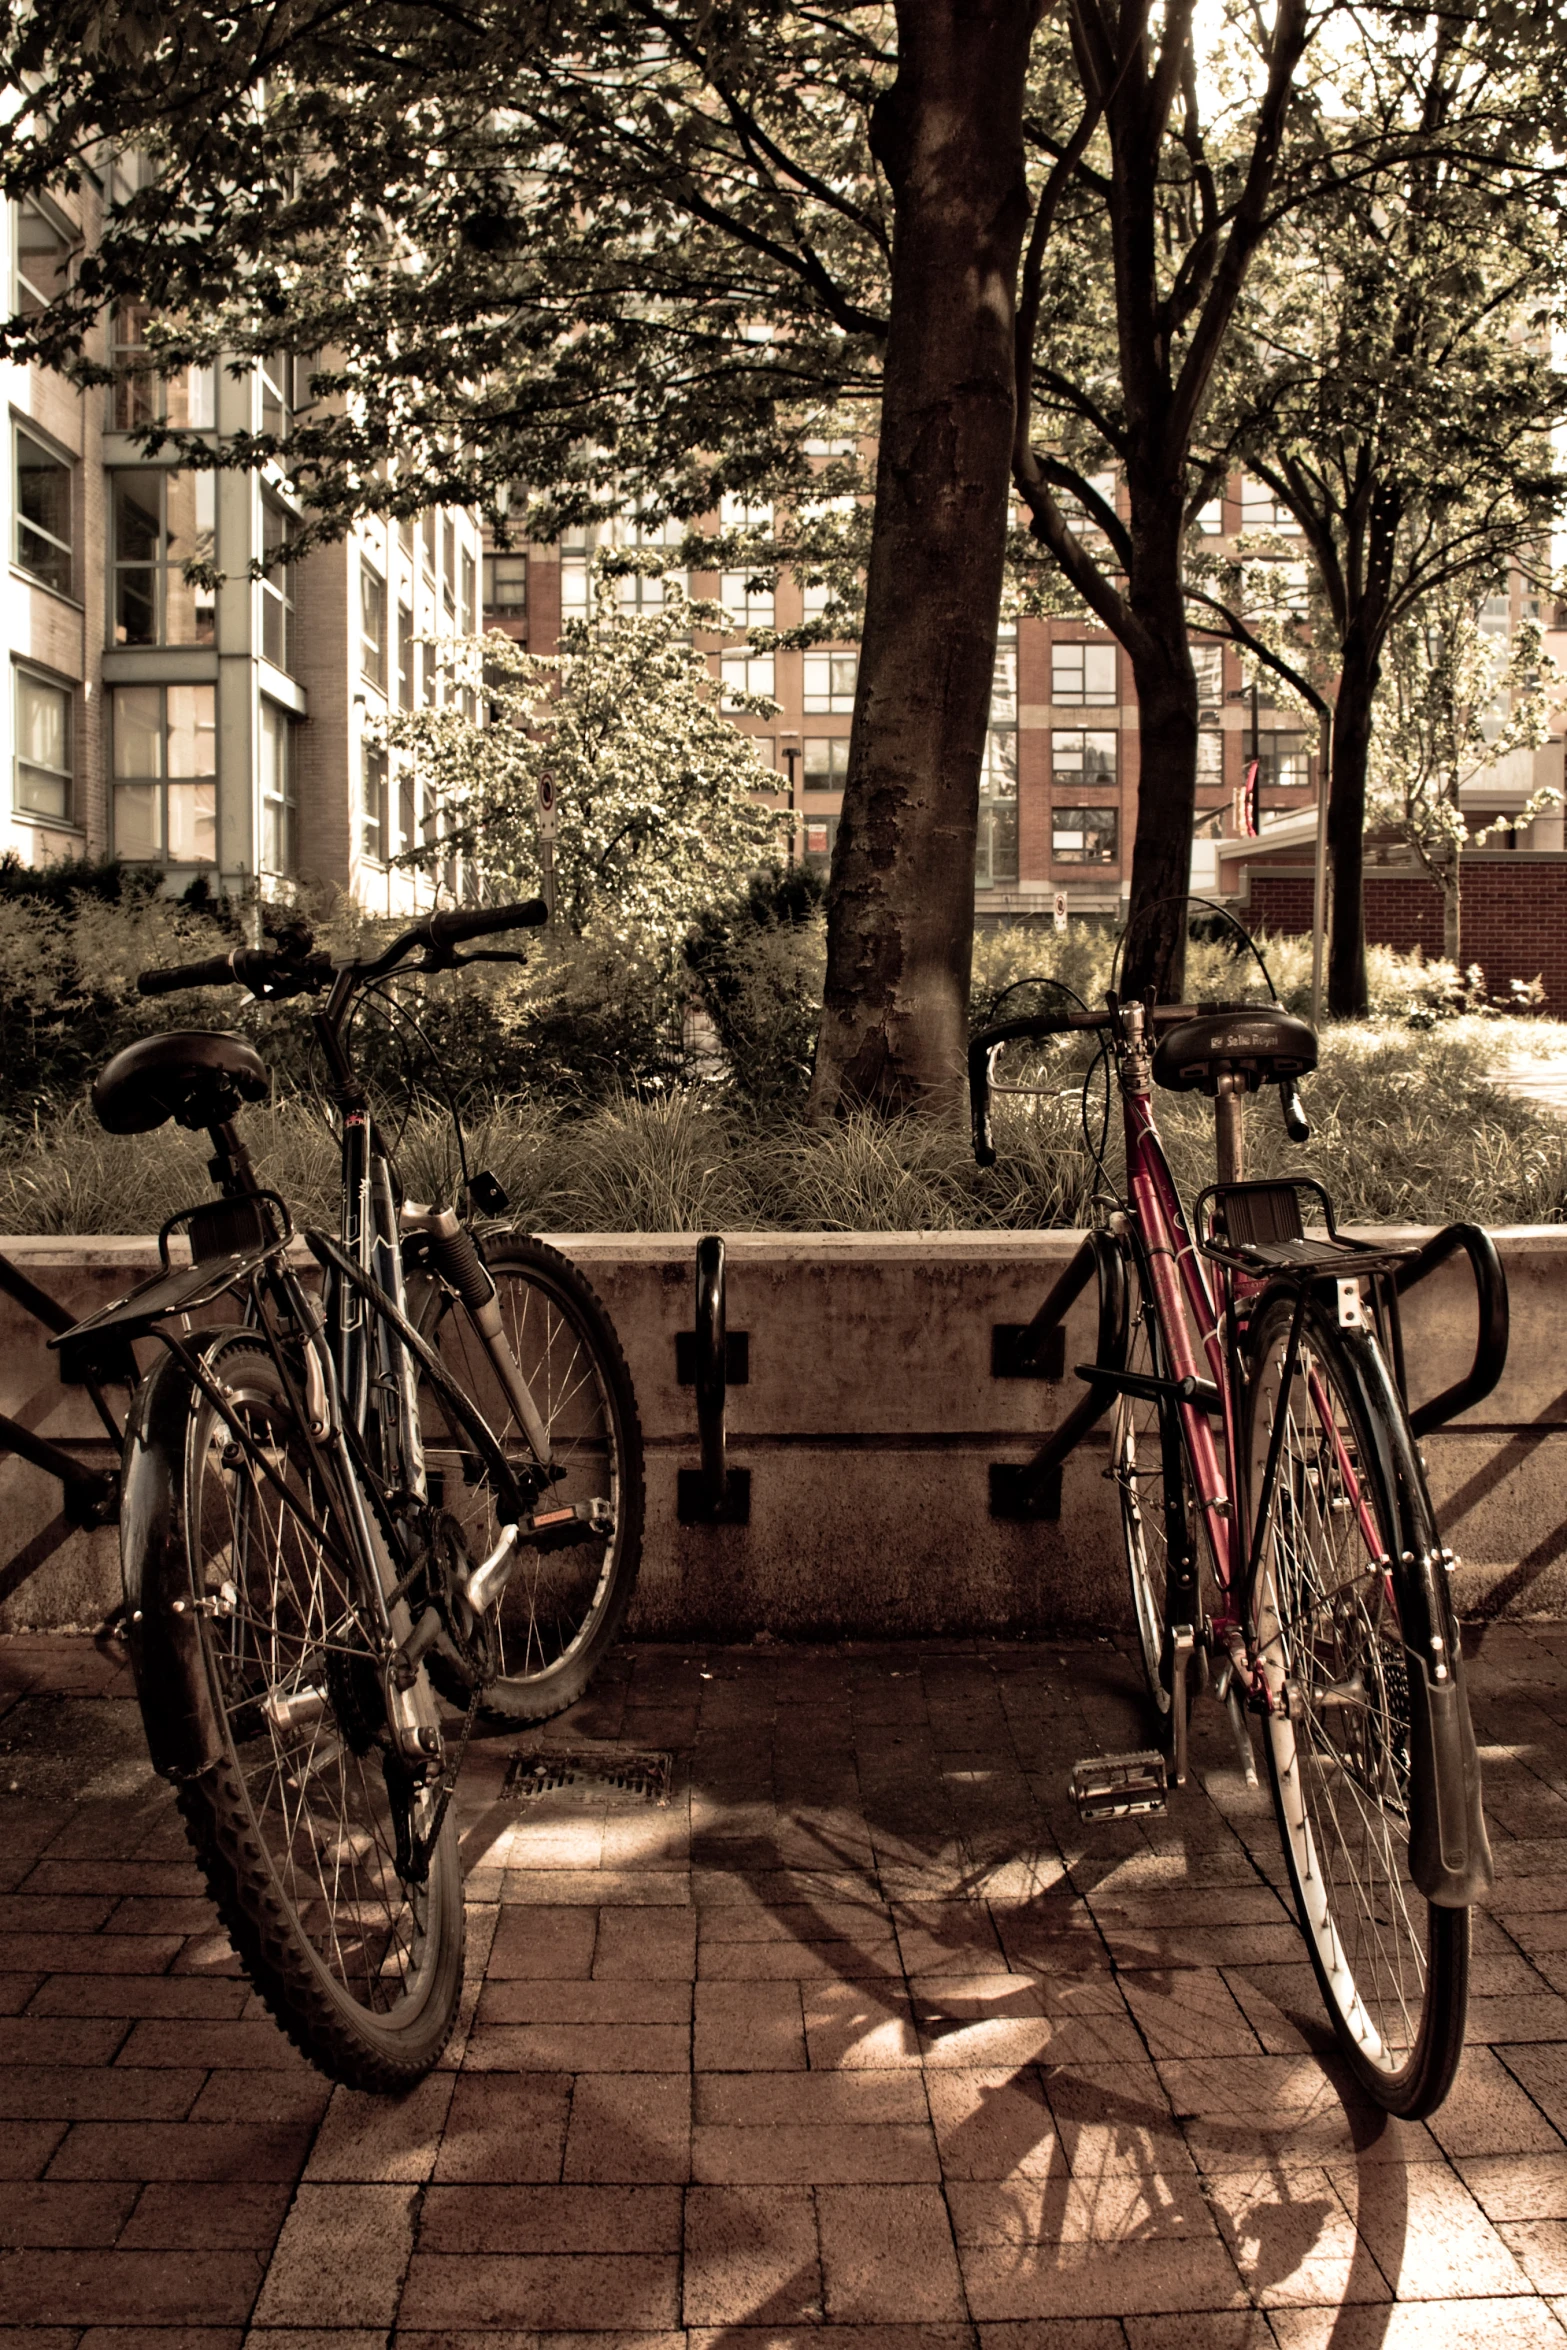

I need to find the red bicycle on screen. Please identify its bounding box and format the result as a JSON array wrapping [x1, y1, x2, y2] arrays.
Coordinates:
[[971, 948, 1506, 2118]]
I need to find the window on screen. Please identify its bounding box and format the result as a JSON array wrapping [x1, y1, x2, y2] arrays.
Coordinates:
[[720, 493, 773, 529], [991, 633, 1017, 724], [1195, 497, 1224, 534], [1061, 470, 1117, 537], [110, 471, 216, 645], [1197, 730, 1223, 786], [483, 555, 527, 619], [1192, 643, 1224, 706], [802, 812, 839, 870], [14, 669, 72, 820], [1240, 476, 1299, 535], [1051, 641, 1117, 706], [258, 351, 297, 440], [1052, 730, 1117, 786], [397, 606, 414, 711], [260, 501, 295, 670], [1258, 732, 1311, 793], [361, 742, 389, 863], [461, 549, 476, 636], [976, 729, 1019, 887], [803, 737, 849, 794], [399, 514, 415, 557], [1052, 806, 1118, 864], [442, 518, 457, 619], [722, 572, 775, 631], [803, 651, 857, 714], [15, 199, 73, 313], [109, 305, 216, 432], [15, 430, 72, 596], [360, 563, 387, 689], [721, 650, 775, 707], [112, 683, 216, 862], [421, 508, 437, 574], [398, 765, 416, 857], [260, 700, 297, 877]]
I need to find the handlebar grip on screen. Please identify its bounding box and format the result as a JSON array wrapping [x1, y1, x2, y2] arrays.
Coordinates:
[[969, 1037, 997, 1168], [1279, 1079, 1311, 1145], [137, 953, 237, 997], [425, 899, 549, 950]]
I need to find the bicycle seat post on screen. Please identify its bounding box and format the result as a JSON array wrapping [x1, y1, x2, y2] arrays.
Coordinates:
[[1215, 1073, 1245, 1185]]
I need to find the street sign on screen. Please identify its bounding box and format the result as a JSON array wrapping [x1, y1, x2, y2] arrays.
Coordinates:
[[1053, 892, 1068, 934], [536, 770, 558, 840]]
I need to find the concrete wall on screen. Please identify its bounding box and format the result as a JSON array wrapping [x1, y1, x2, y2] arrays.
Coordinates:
[[0, 1227, 1562, 1636]]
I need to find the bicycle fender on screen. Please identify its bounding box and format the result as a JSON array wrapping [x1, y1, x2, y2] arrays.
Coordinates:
[[120, 1342, 225, 1783], [1342, 1326, 1494, 1908]]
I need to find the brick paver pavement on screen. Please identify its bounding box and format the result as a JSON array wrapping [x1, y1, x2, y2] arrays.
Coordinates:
[[3, 1624, 1567, 2346]]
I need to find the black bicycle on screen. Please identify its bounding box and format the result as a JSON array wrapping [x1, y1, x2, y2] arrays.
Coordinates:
[[47, 901, 644, 2090]]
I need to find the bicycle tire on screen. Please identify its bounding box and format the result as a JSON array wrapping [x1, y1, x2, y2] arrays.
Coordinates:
[[1244, 1290, 1469, 2117], [416, 1234, 645, 1724], [124, 1333, 464, 2093], [1112, 1257, 1206, 1731]]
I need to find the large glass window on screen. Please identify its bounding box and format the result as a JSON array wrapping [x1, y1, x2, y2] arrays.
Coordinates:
[[722, 572, 775, 632], [15, 430, 72, 596], [1258, 732, 1311, 793], [483, 555, 527, 620], [803, 737, 849, 794], [1051, 729, 1118, 786], [113, 683, 216, 862], [14, 670, 72, 821], [15, 200, 73, 313], [361, 743, 389, 864], [1051, 641, 1117, 706], [991, 636, 1018, 725], [1240, 476, 1299, 535], [976, 729, 1019, 888], [111, 471, 216, 645], [260, 500, 295, 670], [442, 518, 457, 621], [258, 350, 299, 441], [109, 305, 215, 432], [461, 549, 476, 636], [803, 651, 857, 714], [1197, 730, 1223, 786], [360, 563, 387, 690], [397, 606, 414, 711], [1052, 806, 1118, 864], [260, 700, 297, 877], [1192, 642, 1224, 706]]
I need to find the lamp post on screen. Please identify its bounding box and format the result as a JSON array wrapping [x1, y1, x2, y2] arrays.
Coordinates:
[[778, 732, 800, 864]]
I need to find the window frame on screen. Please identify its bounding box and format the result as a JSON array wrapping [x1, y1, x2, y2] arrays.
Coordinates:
[[359, 560, 387, 692], [1051, 640, 1118, 708], [14, 425, 74, 599], [483, 552, 528, 619], [13, 663, 75, 824], [260, 498, 296, 671], [110, 680, 218, 864], [108, 467, 217, 649], [1051, 804, 1120, 865], [1050, 728, 1119, 788], [802, 736, 849, 794], [14, 196, 75, 315], [802, 650, 858, 715], [259, 698, 298, 878], [361, 740, 390, 865]]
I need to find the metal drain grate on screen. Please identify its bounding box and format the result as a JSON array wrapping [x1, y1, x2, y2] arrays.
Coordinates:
[[503, 1747, 674, 1807]]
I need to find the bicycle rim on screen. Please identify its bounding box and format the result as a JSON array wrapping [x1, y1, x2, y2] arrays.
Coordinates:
[[418, 1236, 644, 1719], [1247, 1296, 1468, 2114], [184, 1339, 461, 2077]]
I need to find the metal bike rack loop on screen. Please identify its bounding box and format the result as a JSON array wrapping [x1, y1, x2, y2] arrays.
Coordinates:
[[676, 1235, 751, 1526]]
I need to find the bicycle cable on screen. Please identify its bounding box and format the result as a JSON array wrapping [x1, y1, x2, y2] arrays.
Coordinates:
[[1111, 893, 1280, 1003]]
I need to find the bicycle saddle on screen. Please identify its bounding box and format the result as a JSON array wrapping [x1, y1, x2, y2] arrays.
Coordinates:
[[92, 1031, 270, 1134], [1152, 1007, 1317, 1096]]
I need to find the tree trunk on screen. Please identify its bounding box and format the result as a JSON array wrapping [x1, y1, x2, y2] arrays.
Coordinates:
[[808, 0, 1037, 1121], [1121, 523, 1198, 1000], [1443, 848, 1461, 964], [1327, 630, 1377, 1018]]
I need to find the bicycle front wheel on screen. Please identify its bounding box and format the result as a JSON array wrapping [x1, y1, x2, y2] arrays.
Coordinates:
[[1244, 1291, 1468, 2117], [417, 1234, 645, 1723], [1112, 1260, 1207, 1727], [126, 1334, 464, 2093]]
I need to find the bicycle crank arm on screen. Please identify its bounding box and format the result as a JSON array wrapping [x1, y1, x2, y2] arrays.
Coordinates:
[[1075, 1363, 1222, 1413], [462, 1499, 614, 1615]]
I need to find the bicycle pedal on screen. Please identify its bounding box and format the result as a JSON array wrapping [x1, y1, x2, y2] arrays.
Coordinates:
[[523, 1498, 613, 1552], [1069, 1749, 1168, 1822]]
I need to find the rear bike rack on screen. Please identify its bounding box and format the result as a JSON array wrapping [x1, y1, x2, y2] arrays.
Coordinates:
[[676, 1235, 751, 1526], [989, 1229, 1129, 1521]]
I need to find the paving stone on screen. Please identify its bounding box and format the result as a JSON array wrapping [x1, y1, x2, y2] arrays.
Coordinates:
[[1324, 2156, 1534, 2297], [396, 2251, 680, 2329], [563, 2073, 692, 2184], [252, 2183, 418, 2329], [818, 2184, 968, 2322], [695, 1979, 808, 2071], [418, 2183, 683, 2254], [683, 2183, 822, 2324]]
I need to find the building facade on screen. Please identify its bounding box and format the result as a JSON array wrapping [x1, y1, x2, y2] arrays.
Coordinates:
[[2, 187, 485, 916]]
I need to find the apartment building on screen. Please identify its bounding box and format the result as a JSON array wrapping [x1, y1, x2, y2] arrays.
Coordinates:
[[2, 187, 485, 914], [488, 482, 1328, 921]]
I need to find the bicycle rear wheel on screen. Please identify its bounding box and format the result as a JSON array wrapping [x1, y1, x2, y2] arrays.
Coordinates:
[[125, 1333, 464, 2093], [1244, 1292, 1468, 2117], [417, 1234, 644, 1723]]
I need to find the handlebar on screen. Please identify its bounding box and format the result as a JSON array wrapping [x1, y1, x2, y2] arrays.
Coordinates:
[[135, 899, 550, 1002]]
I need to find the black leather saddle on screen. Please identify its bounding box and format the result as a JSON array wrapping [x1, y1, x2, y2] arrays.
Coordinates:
[[1151, 1007, 1317, 1097], [92, 1031, 270, 1135]]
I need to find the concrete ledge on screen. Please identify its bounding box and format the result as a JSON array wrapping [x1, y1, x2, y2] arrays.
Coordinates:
[[0, 1227, 1561, 1634]]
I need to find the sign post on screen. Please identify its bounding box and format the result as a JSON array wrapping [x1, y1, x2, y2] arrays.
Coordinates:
[[1053, 891, 1068, 935], [536, 770, 558, 923]]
